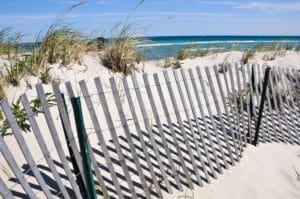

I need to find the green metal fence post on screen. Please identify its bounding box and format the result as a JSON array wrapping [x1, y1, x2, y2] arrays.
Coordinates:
[[252, 67, 271, 146], [71, 97, 97, 199], [60, 94, 87, 198]]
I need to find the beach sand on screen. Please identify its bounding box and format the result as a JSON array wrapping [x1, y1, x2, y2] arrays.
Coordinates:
[[0, 50, 299, 198], [164, 143, 300, 199]]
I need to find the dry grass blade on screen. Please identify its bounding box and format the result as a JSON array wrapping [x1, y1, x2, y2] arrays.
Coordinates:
[[102, 24, 140, 75]]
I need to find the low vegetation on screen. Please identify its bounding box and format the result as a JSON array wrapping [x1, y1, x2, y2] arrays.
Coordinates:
[[241, 50, 255, 65], [161, 57, 182, 69], [176, 47, 209, 60], [228, 70, 298, 114], [177, 48, 193, 60], [218, 55, 230, 73], [102, 25, 140, 76], [0, 93, 55, 136]]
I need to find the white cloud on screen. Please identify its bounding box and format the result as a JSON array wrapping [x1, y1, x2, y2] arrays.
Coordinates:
[[197, 1, 300, 12], [96, 0, 112, 4], [0, 13, 83, 22], [234, 1, 300, 11]]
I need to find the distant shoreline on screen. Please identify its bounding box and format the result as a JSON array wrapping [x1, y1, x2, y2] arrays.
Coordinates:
[[20, 35, 300, 60]]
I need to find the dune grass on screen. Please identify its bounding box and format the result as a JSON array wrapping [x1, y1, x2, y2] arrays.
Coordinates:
[[27, 24, 92, 83], [177, 48, 193, 60], [0, 27, 26, 87], [102, 25, 140, 75], [241, 50, 255, 65], [176, 47, 209, 60]]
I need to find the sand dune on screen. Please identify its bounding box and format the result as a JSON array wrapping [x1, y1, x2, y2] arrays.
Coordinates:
[[0, 50, 299, 198]]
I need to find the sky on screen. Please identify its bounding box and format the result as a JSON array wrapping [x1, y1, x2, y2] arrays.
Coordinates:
[[1, 0, 300, 42]]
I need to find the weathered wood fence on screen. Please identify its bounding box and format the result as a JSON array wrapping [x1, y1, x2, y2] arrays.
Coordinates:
[[0, 64, 299, 199]]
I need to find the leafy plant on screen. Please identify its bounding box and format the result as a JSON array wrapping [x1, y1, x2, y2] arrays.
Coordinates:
[[0, 99, 30, 136], [30, 92, 56, 114], [0, 93, 56, 136]]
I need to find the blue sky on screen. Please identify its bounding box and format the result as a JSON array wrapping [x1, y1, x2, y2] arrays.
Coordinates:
[[1, 0, 300, 42]]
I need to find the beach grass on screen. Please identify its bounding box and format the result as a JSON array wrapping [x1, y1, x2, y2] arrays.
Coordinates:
[[241, 50, 255, 65], [102, 24, 140, 75]]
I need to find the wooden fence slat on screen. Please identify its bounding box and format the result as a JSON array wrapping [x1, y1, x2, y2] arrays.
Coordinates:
[[59, 81, 85, 183], [180, 69, 217, 180], [0, 135, 38, 199], [246, 64, 263, 142], [284, 68, 300, 144], [94, 77, 138, 198], [78, 80, 125, 199], [122, 77, 164, 199], [276, 67, 297, 144], [153, 73, 195, 187], [293, 69, 300, 115], [188, 69, 223, 174], [268, 72, 286, 143], [35, 84, 83, 199], [0, 177, 14, 199], [240, 65, 252, 143], [0, 100, 54, 199], [173, 69, 210, 182], [163, 70, 203, 186], [260, 64, 272, 142], [205, 67, 235, 165], [142, 74, 183, 190], [110, 77, 152, 198], [130, 75, 173, 194], [20, 94, 71, 199], [220, 65, 243, 157], [246, 64, 256, 119], [212, 65, 240, 162], [235, 63, 248, 144], [228, 65, 245, 147], [196, 66, 229, 170], [59, 82, 108, 198], [262, 65, 279, 142], [272, 69, 293, 144]]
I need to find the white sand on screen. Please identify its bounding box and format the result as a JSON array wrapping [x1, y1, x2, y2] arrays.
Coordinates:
[[0, 50, 299, 198], [3, 50, 300, 103], [164, 143, 300, 199]]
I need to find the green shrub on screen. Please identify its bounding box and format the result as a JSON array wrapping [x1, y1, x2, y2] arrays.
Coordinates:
[[0, 93, 56, 136]]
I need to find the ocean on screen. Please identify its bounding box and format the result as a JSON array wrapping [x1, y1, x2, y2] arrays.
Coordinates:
[[21, 35, 300, 61], [137, 36, 300, 60]]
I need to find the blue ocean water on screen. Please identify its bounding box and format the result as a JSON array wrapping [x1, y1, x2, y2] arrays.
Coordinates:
[[137, 36, 300, 60]]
